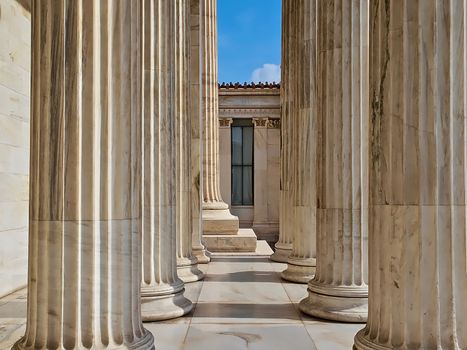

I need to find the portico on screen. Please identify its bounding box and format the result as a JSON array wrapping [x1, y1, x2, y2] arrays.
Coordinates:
[[0, 0, 466, 349]]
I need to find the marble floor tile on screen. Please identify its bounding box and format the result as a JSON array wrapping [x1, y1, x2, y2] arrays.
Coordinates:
[[184, 323, 317, 350], [183, 279, 204, 303], [144, 323, 190, 350], [305, 322, 363, 350], [191, 301, 302, 324], [0, 299, 27, 320], [197, 281, 290, 304], [0, 323, 25, 349], [270, 261, 287, 273], [281, 281, 308, 303], [0, 255, 363, 350]]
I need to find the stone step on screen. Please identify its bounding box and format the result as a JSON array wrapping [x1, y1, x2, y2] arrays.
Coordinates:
[[209, 240, 273, 256], [203, 228, 257, 252]]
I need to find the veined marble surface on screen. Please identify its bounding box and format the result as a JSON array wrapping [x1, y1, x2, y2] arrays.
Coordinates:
[[1, 256, 361, 350]]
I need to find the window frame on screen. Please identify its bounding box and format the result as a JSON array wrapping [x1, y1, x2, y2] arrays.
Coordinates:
[[230, 119, 254, 206]]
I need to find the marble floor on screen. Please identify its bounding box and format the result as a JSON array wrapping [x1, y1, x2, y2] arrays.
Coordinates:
[[0, 256, 362, 350]]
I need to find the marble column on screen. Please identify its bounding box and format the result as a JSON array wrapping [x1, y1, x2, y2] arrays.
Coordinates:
[[176, 0, 204, 283], [271, 0, 295, 263], [141, 0, 193, 321], [190, 0, 210, 263], [200, 0, 240, 236], [14, 1, 154, 349], [299, 0, 369, 322], [252, 118, 269, 233], [281, 0, 318, 283], [354, 1, 467, 348]]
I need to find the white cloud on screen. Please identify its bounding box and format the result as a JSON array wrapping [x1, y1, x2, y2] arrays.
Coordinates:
[[251, 64, 281, 83]]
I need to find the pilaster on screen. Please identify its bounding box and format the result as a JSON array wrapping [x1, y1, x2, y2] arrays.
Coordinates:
[[252, 117, 270, 234], [219, 118, 233, 208]]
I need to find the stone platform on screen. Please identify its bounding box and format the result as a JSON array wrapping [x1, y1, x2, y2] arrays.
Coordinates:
[[203, 228, 257, 252]]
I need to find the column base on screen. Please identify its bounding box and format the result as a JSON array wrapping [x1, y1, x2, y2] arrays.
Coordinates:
[[193, 246, 211, 264], [202, 207, 239, 235], [141, 283, 193, 321], [270, 243, 293, 263], [177, 257, 205, 283], [353, 329, 389, 350], [281, 258, 316, 283], [13, 328, 155, 350], [299, 288, 368, 323]]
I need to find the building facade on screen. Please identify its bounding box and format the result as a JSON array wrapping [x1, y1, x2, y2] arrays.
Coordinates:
[[218, 82, 280, 244]]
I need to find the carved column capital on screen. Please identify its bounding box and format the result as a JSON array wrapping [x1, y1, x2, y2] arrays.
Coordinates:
[[267, 118, 281, 129], [219, 117, 233, 128], [252, 117, 269, 128]]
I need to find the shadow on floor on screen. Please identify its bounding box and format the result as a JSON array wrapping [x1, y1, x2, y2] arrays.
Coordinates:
[[210, 257, 271, 263], [192, 302, 302, 321], [0, 301, 27, 319], [204, 270, 281, 283]]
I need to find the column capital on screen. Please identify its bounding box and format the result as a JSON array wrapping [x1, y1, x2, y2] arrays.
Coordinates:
[[267, 118, 281, 129], [219, 117, 233, 128], [252, 117, 269, 128]]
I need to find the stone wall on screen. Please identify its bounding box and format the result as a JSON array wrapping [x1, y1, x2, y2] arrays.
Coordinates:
[[0, 0, 30, 297]]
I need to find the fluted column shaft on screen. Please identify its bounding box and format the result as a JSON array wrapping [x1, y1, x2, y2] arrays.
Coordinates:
[[355, 1, 467, 348], [200, 0, 239, 235], [271, 0, 294, 262], [189, 0, 210, 263], [140, 0, 192, 321], [176, 0, 204, 283], [300, 0, 369, 322], [281, 0, 318, 284], [15, 1, 154, 349]]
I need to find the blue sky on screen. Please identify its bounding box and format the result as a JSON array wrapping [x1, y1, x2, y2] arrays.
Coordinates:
[[217, 0, 282, 83]]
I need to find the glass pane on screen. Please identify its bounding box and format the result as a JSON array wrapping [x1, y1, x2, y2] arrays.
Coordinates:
[[243, 166, 253, 205], [232, 127, 242, 165], [232, 118, 253, 127], [242, 127, 253, 165], [231, 166, 243, 205]]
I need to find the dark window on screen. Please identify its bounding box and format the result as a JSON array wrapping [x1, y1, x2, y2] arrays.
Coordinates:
[[231, 119, 254, 205]]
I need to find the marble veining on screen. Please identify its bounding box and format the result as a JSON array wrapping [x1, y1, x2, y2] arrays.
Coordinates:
[[281, 0, 317, 284], [300, 0, 369, 323], [355, 1, 467, 349], [14, 1, 154, 349], [176, 0, 204, 283], [140, 0, 192, 322], [189, 0, 210, 264]]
